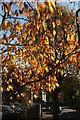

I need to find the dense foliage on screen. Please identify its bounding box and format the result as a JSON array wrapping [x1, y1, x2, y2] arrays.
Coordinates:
[[0, 1, 79, 102]]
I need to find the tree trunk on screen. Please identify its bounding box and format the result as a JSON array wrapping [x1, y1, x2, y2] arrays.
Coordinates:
[[51, 89, 60, 120]]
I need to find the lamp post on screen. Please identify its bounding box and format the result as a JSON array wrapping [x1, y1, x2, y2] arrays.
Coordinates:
[[76, 8, 80, 46], [76, 7, 80, 69]]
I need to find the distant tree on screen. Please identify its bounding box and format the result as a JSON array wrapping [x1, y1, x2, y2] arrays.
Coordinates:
[[61, 64, 80, 107]]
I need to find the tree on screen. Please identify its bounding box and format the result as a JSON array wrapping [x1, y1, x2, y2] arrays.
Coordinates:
[[61, 64, 80, 107], [0, 1, 80, 120]]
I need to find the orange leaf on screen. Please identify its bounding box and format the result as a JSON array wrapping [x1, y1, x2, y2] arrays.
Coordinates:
[[56, 19, 60, 26]]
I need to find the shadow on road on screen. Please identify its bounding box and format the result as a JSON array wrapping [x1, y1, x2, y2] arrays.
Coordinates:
[[42, 107, 79, 120], [59, 111, 78, 120]]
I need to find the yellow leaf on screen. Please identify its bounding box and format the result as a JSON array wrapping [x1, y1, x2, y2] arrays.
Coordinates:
[[21, 93, 25, 97], [51, 56, 54, 61], [36, 1, 41, 19], [18, 2, 22, 8], [52, 83, 56, 89], [53, 30, 56, 36], [48, 0, 54, 13], [56, 83, 59, 87], [34, 94, 38, 99], [8, 51, 11, 55], [37, 11, 40, 19], [21, 31, 27, 39], [48, 83, 51, 87], [56, 59, 59, 64], [67, 34, 70, 41], [9, 78, 12, 83], [5, 3, 10, 13], [56, 19, 60, 26], [42, 3, 46, 8], [53, 76, 57, 81], [45, 67, 49, 72], [71, 33, 76, 41], [18, 36, 22, 43], [36, 1, 41, 11], [60, 70, 63, 76], [2, 20, 7, 29], [42, 21, 46, 28], [49, 88, 52, 92], [52, 22, 55, 28], [39, 54, 43, 59], [7, 22, 12, 28], [7, 85, 13, 91], [60, 42, 63, 46], [58, 10, 62, 16], [52, 1, 56, 8], [13, 56, 16, 60], [10, 96, 13, 100], [24, 11, 27, 16], [69, 57, 72, 61]]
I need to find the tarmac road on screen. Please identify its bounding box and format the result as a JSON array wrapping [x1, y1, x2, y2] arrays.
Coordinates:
[[41, 106, 79, 120]]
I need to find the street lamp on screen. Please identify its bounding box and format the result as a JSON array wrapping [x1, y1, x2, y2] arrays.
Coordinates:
[[76, 8, 80, 46]]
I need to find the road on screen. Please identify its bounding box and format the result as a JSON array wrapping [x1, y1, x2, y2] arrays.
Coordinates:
[[41, 106, 79, 120]]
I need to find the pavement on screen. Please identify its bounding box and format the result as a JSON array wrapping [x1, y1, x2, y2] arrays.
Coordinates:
[[41, 106, 79, 120]]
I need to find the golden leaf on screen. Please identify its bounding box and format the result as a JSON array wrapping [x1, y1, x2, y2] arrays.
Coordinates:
[[67, 34, 70, 41], [36, 1, 41, 19], [5, 3, 11, 13], [36, 1, 41, 11], [2, 20, 7, 29], [7, 85, 13, 91], [18, 36, 22, 43], [9, 78, 12, 83], [15, 23, 22, 31], [42, 3, 46, 8], [39, 54, 43, 59], [53, 30, 56, 36], [51, 56, 54, 61], [44, 37, 49, 45], [56, 83, 59, 87], [7, 22, 12, 28], [52, 83, 56, 90], [71, 33, 76, 41], [8, 51, 11, 55], [49, 88, 52, 92], [58, 10, 62, 16], [21, 31, 27, 39], [45, 67, 49, 72], [56, 19, 60, 26], [52, 22, 55, 28], [48, 0, 54, 13], [21, 93, 25, 97], [58, 69, 64, 76], [10, 96, 13, 100], [56, 59, 59, 64], [52, 1, 56, 8], [23, 11, 27, 16], [53, 76, 57, 81], [18, 2, 22, 8], [69, 56, 72, 62]]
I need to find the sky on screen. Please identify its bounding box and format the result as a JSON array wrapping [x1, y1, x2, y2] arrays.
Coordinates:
[[0, 0, 79, 2], [0, 0, 79, 25]]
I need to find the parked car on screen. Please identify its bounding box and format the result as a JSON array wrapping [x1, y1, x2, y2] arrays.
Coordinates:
[[0, 104, 16, 120], [10, 104, 24, 119], [0, 104, 24, 120]]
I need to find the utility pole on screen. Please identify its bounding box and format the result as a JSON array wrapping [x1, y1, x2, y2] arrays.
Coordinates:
[[76, 1, 80, 46]]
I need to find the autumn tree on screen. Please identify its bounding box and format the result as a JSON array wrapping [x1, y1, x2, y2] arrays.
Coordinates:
[[0, 1, 80, 120]]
